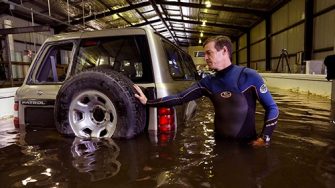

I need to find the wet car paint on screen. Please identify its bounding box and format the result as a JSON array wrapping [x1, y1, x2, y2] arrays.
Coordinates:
[[0, 88, 335, 187]]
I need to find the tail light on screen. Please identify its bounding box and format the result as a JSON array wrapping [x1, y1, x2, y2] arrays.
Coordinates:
[[158, 107, 175, 133], [13, 101, 19, 129]]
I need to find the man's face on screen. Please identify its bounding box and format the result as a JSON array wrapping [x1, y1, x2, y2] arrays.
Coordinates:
[[204, 41, 225, 70]]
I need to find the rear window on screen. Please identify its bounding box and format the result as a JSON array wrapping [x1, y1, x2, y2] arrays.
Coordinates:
[[162, 40, 198, 80], [73, 35, 153, 83], [35, 43, 73, 83], [181, 53, 198, 80], [162, 40, 185, 79]]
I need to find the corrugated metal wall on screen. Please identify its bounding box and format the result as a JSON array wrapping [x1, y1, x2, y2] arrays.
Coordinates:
[[0, 15, 54, 60], [250, 21, 265, 70], [233, 0, 334, 73], [314, 0, 335, 59], [238, 34, 247, 67], [270, 0, 305, 73]]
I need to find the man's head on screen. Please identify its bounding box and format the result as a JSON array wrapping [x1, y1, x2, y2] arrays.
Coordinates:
[[203, 36, 232, 71]]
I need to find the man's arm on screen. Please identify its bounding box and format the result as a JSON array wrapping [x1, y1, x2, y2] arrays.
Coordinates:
[[134, 82, 209, 107], [244, 69, 279, 146]]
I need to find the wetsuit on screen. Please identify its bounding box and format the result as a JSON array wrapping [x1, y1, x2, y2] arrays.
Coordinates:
[[147, 64, 279, 141]]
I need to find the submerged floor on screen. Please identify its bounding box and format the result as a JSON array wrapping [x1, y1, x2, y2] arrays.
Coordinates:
[[0, 88, 335, 188]]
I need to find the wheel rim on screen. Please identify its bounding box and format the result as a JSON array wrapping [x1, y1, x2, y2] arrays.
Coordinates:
[[69, 90, 117, 138]]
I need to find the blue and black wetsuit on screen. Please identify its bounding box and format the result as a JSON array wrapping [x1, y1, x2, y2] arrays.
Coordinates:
[[147, 64, 279, 141]]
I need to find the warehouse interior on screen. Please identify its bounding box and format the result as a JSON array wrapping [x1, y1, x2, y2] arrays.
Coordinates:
[[0, 1, 335, 187]]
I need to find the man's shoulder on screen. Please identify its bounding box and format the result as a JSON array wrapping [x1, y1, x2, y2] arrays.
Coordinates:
[[238, 66, 258, 75], [236, 66, 261, 80], [198, 73, 214, 87], [238, 66, 263, 85]]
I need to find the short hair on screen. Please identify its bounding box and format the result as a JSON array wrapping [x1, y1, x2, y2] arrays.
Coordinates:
[[203, 36, 232, 60]]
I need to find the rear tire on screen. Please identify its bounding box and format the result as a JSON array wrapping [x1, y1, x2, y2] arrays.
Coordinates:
[[54, 70, 146, 139]]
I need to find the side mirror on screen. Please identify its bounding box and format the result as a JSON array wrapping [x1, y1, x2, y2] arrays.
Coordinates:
[[324, 55, 335, 81]]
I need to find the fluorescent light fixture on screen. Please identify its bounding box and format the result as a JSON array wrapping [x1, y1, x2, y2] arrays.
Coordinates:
[[111, 14, 119, 20], [205, 1, 211, 8]]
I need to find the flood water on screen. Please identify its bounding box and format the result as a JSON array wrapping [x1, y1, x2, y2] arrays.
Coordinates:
[[1, 88, 335, 188]]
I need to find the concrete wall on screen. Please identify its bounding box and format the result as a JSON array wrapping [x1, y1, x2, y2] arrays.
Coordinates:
[[261, 73, 331, 98]]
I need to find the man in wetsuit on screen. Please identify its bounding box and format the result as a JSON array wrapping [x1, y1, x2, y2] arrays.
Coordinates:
[[134, 36, 279, 147]]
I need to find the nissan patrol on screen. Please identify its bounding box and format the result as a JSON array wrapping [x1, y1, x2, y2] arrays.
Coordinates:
[[14, 27, 199, 139]]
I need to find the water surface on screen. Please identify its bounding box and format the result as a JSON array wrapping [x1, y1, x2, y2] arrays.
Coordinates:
[[0, 88, 335, 188]]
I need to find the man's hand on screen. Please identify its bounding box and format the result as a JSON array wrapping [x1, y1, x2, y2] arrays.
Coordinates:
[[250, 137, 268, 148], [133, 85, 148, 105]]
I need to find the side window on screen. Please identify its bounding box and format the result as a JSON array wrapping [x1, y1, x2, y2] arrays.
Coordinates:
[[74, 35, 153, 83], [162, 41, 185, 79], [36, 43, 73, 83], [181, 53, 197, 80]]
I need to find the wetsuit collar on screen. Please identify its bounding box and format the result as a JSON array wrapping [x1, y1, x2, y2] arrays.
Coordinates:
[[216, 64, 234, 76]]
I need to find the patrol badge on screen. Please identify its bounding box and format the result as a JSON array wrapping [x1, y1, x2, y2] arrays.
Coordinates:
[[220, 91, 232, 98], [260, 84, 268, 93]]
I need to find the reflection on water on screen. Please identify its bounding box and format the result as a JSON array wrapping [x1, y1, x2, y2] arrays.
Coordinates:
[[71, 138, 121, 182], [0, 88, 335, 187], [0, 118, 19, 148]]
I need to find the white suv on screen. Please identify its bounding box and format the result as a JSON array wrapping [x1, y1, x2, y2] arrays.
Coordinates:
[[14, 27, 199, 139]]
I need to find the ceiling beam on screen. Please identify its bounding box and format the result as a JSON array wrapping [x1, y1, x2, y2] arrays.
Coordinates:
[[176, 0, 187, 44], [2, 0, 78, 29], [155, 0, 267, 17], [165, 18, 247, 31], [170, 28, 233, 38], [96, 0, 132, 26], [157, 1, 180, 43], [131, 19, 161, 27], [0, 26, 50, 35], [70, 1, 151, 25], [149, 0, 177, 43], [179, 40, 202, 47], [125, 0, 156, 31], [270, 0, 292, 14], [174, 35, 198, 41], [26, 0, 68, 19], [133, 20, 238, 42]]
